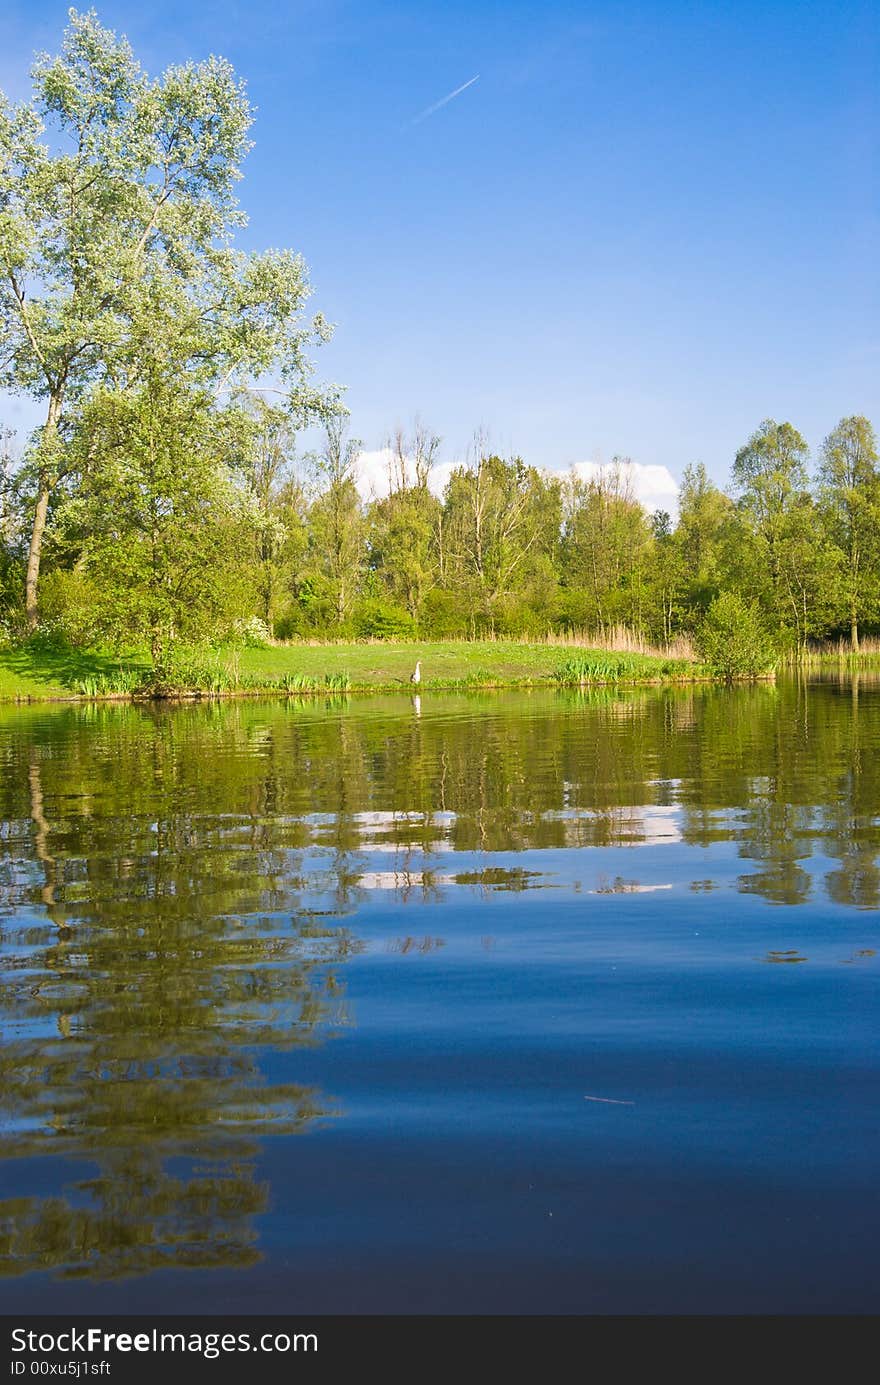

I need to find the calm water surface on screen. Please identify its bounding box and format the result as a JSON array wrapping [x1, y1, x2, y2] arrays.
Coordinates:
[[1, 678, 878, 1312]]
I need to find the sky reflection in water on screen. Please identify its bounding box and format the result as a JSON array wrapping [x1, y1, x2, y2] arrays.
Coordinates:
[[1, 679, 878, 1312]]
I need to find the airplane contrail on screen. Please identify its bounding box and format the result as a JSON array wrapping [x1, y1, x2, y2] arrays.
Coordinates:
[[412, 74, 480, 125]]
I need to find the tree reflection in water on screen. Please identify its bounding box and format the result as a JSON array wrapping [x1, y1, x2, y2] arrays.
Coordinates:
[[1, 679, 879, 1281], [1, 706, 363, 1280]]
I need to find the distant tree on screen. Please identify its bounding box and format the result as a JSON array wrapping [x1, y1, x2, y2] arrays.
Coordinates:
[[444, 445, 561, 635], [674, 463, 735, 619], [818, 416, 880, 649], [731, 420, 812, 637], [307, 417, 365, 629], [368, 420, 442, 621], [776, 490, 840, 650], [561, 461, 650, 635], [648, 508, 685, 643]]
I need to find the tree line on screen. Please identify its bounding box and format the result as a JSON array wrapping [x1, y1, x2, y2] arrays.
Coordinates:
[[1, 12, 877, 658]]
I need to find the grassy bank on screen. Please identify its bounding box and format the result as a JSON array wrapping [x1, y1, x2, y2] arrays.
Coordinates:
[[0, 639, 698, 702], [0, 644, 150, 701]]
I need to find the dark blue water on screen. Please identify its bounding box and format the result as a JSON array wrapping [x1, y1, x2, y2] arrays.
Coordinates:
[[1, 681, 877, 1311]]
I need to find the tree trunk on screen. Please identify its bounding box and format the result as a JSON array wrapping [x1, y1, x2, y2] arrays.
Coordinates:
[[264, 569, 273, 630], [25, 483, 50, 631], [851, 611, 859, 653], [25, 394, 63, 631]]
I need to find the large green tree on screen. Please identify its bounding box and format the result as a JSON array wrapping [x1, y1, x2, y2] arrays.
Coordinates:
[[59, 374, 250, 657], [0, 8, 335, 628]]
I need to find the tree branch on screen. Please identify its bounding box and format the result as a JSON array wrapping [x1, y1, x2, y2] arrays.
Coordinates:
[[5, 270, 49, 376]]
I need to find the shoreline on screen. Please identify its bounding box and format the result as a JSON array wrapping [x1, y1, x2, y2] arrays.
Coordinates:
[[0, 673, 715, 705], [3, 635, 874, 705], [0, 638, 698, 704]]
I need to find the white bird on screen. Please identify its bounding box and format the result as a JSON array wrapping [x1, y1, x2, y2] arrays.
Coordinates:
[[410, 660, 422, 685]]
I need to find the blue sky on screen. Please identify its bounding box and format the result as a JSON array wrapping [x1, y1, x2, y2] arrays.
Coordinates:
[[1, 0, 877, 502]]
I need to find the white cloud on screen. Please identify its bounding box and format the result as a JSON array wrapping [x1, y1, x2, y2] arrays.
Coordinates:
[[569, 459, 679, 516], [356, 449, 680, 515], [354, 448, 393, 499], [355, 448, 455, 500]]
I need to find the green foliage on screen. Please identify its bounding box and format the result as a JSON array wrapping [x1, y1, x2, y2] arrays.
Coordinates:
[[353, 598, 416, 640], [74, 667, 144, 697], [440, 452, 561, 635], [0, 7, 337, 628], [151, 644, 241, 694], [561, 461, 652, 634], [0, 16, 877, 671], [696, 593, 777, 680], [6, 402, 880, 668], [36, 568, 101, 646], [367, 428, 442, 618], [57, 378, 255, 658], [553, 653, 692, 686], [417, 588, 469, 639], [279, 672, 351, 694], [273, 611, 305, 641], [672, 463, 735, 622], [227, 615, 273, 648], [817, 416, 880, 647], [305, 418, 365, 630]]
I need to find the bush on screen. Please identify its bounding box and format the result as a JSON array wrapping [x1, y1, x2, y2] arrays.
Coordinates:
[[418, 589, 468, 639], [21, 621, 73, 654], [696, 593, 777, 680], [226, 615, 272, 648], [37, 569, 102, 647], [352, 598, 415, 640]]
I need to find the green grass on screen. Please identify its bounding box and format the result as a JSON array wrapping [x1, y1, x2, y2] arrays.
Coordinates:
[[793, 650, 880, 668], [0, 643, 150, 701], [234, 640, 696, 691], [551, 652, 696, 685], [0, 638, 700, 702], [236, 641, 575, 689]]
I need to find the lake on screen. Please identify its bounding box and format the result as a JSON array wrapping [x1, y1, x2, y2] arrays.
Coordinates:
[[1, 677, 877, 1313]]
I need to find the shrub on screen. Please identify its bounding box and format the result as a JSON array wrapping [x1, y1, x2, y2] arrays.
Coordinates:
[[226, 615, 273, 648], [552, 652, 694, 685], [352, 598, 416, 640], [273, 610, 304, 641], [22, 621, 72, 654], [36, 570, 102, 647], [696, 593, 777, 680], [418, 589, 469, 639]]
